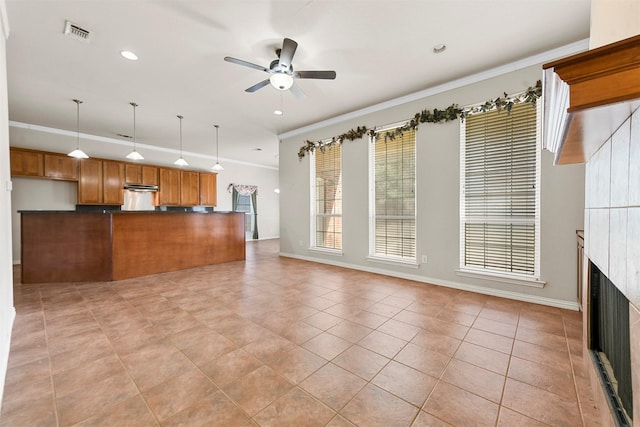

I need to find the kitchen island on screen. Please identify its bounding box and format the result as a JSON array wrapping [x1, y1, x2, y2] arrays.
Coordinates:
[[20, 211, 246, 283]]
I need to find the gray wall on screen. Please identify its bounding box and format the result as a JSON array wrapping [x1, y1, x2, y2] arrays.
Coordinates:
[[0, 0, 15, 409], [279, 64, 585, 308]]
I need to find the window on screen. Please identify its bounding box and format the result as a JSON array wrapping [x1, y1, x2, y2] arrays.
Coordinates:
[[369, 126, 416, 262], [460, 102, 540, 278], [236, 194, 255, 234], [311, 144, 342, 250]]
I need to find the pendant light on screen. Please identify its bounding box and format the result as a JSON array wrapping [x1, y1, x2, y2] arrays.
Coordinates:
[[68, 99, 89, 159], [211, 124, 224, 171], [125, 102, 144, 160], [174, 115, 188, 166]]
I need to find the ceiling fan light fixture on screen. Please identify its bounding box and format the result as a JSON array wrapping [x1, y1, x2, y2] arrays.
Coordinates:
[[270, 73, 293, 90]]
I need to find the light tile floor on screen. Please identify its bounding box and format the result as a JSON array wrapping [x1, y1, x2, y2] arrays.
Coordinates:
[[1, 239, 602, 426]]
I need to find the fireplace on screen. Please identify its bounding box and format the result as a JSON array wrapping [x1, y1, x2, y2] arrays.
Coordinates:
[[589, 263, 633, 425]]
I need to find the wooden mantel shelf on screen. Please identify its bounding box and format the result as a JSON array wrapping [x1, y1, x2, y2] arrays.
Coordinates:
[[542, 34, 640, 164]]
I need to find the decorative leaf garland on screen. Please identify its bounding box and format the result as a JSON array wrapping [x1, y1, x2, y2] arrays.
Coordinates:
[[298, 80, 542, 159]]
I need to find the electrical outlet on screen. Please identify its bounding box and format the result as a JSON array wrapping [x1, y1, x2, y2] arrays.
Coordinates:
[[421, 255, 428, 264]]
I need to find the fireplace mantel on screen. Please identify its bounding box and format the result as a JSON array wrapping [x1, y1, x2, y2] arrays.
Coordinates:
[[542, 34, 640, 165]]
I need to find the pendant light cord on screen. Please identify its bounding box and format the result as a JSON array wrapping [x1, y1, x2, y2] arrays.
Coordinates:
[[73, 99, 83, 149], [215, 124, 219, 162], [177, 115, 184, 156], [130, 102, 138, 150]]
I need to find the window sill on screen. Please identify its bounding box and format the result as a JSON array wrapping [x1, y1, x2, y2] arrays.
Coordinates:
[[309, 247, 343, 256], [456, 268, 545, 288], [367, 255, 418, 268]]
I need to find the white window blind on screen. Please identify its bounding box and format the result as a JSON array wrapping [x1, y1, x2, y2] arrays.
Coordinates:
[[460, 102, 540, 277], [311, 144, 342, 250], [370, 127, 416, 261]]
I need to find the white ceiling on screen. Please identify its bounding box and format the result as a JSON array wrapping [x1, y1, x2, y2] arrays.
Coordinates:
[[5, 0, 591, 169]]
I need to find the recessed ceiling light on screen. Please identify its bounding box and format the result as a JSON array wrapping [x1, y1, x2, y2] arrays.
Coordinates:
[[274, 109, 283, 116], [432, 44, 447, 54], [120, 50, 138, 61]]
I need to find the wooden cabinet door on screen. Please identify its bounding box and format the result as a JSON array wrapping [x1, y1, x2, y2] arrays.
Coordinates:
[[142, 166, 158, 186], [103, 161, 125, 205], [125, 164, 156, 185], [199, 172, 217, 206], [78, 159, 103, 204], [44, 154, 78, 180], [10, 149, 43, 177], [125, 164, 142, 185], [159, 168, 180, 205], [180, 171, 200, 206]]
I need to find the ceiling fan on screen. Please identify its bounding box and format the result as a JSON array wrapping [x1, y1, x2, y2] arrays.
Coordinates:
[[224, 37, 336, 99]]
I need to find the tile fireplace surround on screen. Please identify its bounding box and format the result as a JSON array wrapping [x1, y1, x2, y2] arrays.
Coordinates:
[[583, 107, 640, 426]]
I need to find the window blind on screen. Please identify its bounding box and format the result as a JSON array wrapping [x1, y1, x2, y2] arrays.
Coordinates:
[[371, 128, 416, 260], [313, 144, 342, 250], [461, 102, 539, 276]]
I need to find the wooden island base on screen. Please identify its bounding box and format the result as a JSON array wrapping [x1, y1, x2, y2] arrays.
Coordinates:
[[20, 211, 246, 284]]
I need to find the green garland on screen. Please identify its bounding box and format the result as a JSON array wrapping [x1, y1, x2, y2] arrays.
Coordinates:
[[298, 80, 542, 159]]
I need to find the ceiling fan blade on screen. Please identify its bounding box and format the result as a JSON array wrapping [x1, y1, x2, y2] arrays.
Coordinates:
[[224, 56, 269, 73], [295, 70, 337, 80], [289, 83, 306, 100], [245, 79, 270, 93], [278, 38, 298, 69]]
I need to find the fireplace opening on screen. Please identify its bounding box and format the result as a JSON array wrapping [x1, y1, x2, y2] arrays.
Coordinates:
[[589, 262, 633, 425]]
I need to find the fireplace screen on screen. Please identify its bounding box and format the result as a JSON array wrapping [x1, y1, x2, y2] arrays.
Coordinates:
[[590, 263, 633, 424]]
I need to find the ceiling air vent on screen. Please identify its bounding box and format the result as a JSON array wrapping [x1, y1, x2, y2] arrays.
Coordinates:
[[63, 21, 92, 43]]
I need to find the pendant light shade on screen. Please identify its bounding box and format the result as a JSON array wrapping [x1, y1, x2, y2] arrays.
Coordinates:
[[174, 115, 188, 166], [126, 102, 144, 160], [211, 124, 224, 171], [68, 99, 89, 159]]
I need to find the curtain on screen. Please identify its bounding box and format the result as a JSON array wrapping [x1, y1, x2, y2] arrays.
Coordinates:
[[250, 190, 258, 240], [232, 188, 239, 211]]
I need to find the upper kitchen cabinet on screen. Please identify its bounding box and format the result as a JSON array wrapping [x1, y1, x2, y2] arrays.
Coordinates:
[[125, 164, 158, 186], [103, 161, 125, 205], [180, 170, 200, 206], [44, 153, 78, 181], [158, 168, 181, 206], [78, 159, 125, 205], [10, 148, 44, 177], [199, 172, 217, 206]]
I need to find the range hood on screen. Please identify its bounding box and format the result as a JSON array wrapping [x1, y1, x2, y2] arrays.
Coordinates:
[[124, 183, 158, 192], [542, 34, 640, 165]]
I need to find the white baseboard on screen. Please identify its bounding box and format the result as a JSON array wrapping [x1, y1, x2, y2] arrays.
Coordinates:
[[279, 252, 580, 311], [0, 306, 16, 413]]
